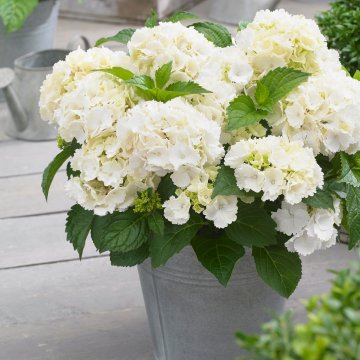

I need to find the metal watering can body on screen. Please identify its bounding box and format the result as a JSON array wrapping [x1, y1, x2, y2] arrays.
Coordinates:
[[0, 36, 90, 141]]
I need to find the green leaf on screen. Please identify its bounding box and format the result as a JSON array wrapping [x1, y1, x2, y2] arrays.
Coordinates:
[[225, 202, 277, 248], [190, 21, 232, 48], [260, 67, 311, 103], [92, 67, 134, 81], [91, 213, 112, 250], [254, 81, 270, 105], [70, 138, 81, 156], [42, 147, 71, 201], [145, 9, 157, 28], [66, 162, 80, 180], [302, 188, 335, 211], [354, 70, 360, 81], [346, 184, 360, 249], [148, 211, 164, 236], [95, 28, 136, 47], [191, 232, 245, 288], [155, 61, 172, 89], [157, 174, 177, 203], [316, 154, 333, 176], [212, 165, 252, 198], [99, 209, 150, 253], [110, 242, 150, 267], [226, 95, 268, 132], [238, 20, 251, 31], [165, 11, 202, 23], [252, 245, 302, 298], [0, 0, 38, 34], [124, 75, 155, 100], [158, 81, 212, 103], [338, 152, 360, 187], [65, 205, 94, 260], [257, 98, 274, 113], [150, 212, 203, 267]]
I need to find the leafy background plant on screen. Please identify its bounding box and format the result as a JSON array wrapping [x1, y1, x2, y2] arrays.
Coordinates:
[[316, 0, 360, 76], [0, 0, 84, 34], [236, 251, 360, 360]]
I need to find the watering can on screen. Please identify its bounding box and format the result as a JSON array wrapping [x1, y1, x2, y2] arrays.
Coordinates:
[[0, 35, 90, 141]]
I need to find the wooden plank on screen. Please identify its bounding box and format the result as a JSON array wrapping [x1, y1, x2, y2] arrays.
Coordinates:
[[0, 138, 63, 178], [0, 257, 145, 326], [0, 213, 101, 269], [0, 308, 155, 360], [0, 171, 74, 219]]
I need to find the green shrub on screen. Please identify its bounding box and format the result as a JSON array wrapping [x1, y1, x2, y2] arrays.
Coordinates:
[[236, 251, 360, 360], [316, 0, 360, 76]]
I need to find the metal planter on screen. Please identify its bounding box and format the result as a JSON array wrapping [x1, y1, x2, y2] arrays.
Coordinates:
[[138, 246, 286, 360]]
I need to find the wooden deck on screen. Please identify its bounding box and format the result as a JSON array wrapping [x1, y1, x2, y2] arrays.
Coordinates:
[[2, 1, 357, 359]]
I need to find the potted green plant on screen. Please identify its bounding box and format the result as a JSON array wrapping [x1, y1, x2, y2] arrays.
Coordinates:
[[38, 8, 360, 360], [316, 0, 360, 77], [236, 250, 360, 359]]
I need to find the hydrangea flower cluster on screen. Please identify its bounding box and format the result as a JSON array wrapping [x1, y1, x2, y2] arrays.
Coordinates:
[[270, 71, 360, 155], [272, 197, 342, 255], [224, 136, 323, 204]]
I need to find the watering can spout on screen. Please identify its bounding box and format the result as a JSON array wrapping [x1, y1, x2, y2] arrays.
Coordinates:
[[0, 68, 27, 132]]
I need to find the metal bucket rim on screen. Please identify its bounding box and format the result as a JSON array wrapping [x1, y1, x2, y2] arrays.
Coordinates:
[[14, 49, 70, 71]]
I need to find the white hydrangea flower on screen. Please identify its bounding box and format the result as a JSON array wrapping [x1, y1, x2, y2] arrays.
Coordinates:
[[203, 195, 238, 229], [128, 22, 214, 82], [40, 47, 135, 125], [116, 98, 224, 180], [163, 192, 191, 225], [235, 9, 337, 78], [271, 202, 310, 236], [225, 136, 323, 204], [274, 196, 343, 256], [271, 71, 360, 155]]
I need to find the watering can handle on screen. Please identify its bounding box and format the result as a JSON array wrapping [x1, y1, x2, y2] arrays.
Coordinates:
[[67, 35, 91, 51]]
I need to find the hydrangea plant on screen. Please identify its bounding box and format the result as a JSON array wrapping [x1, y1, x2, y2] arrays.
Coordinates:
[[40, 9, 360, 298]]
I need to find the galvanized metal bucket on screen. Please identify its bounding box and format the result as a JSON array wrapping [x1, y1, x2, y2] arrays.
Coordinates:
[[0, 0, 60, 101], [138, 246, 286, 360], [0, 36, 90, 141]]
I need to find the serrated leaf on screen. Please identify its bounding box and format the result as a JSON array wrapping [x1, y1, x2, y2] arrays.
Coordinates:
[[254, 81, 269, 105], [91, 213, 112, 250], [110, 242, 150, 267], [70, 138, 81, 156], [65, 205, 94, 260], [260, 67, 310, 103], [191, 232, 245, 288], [157, 174, 177, 203], [148, 211, 164, 236], [190, 21, 232, 48], [226, 95, 268, 132], [145, 9, 157, 28], [346, 184, 360, 249], [238, 20, 251, 31], [165, 11, 202, 23], [0, 0, 37, 34], [338, 152, 360, 187], [42, 147, 71, 201], [225, 202, 277, 248], [99, 209, 150, 253], [66, 162, 80, 180], [327, 178, 347, 199], [302, 188, 335, 211], [150, 212, 203, 267], [212, 165, 252, 198], [92, 67, 134, 81], [354, 70, 360, 81], [155, 61, 172, 89], [95, 28, 136, 47], [124, 75, 155, 100], [252, 244, 302, 298], [316, 154, 333, 176], [165, 81, 212, 94]]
